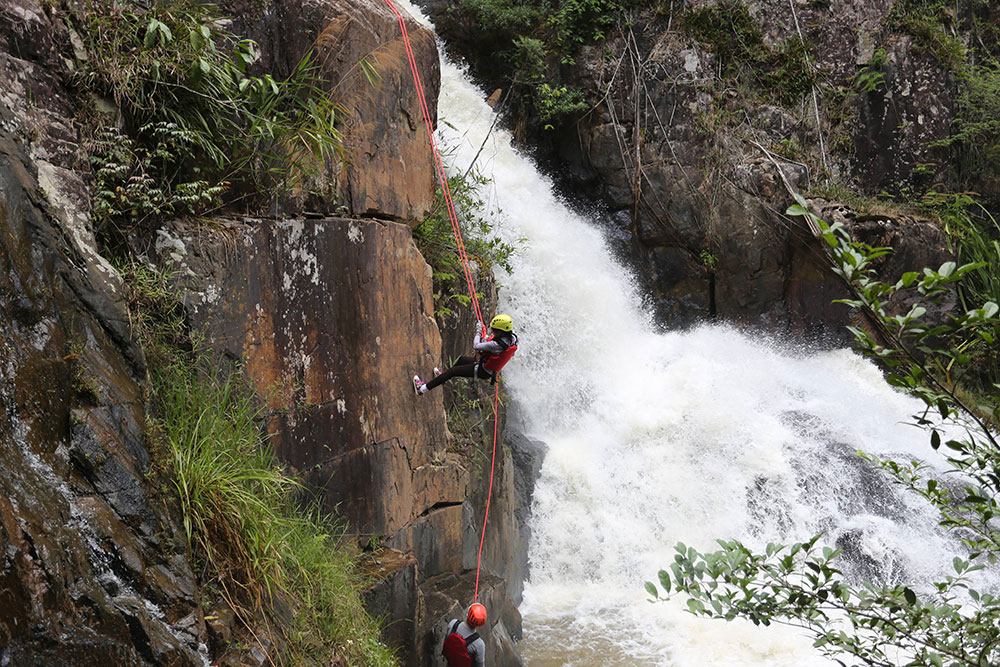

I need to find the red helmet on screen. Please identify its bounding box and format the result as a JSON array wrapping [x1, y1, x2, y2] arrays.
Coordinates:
[[467, 603, 487, 627]]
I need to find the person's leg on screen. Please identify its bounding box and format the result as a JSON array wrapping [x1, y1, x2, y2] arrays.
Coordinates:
[[425, 357, 476, 390]]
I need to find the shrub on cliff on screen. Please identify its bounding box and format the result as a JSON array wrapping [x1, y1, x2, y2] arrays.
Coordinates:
[[155, 360, 397, 666], [414, 164, 517, 319], [440, 0, 638, 131], [77, 0, 345, 237]]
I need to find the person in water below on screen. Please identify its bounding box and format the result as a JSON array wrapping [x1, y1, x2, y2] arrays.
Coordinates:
[[413, 314, 518, 394]]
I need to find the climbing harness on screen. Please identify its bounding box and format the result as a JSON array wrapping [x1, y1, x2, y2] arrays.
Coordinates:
[[382, 0, 502, 603], [480, 334, 518, 384]]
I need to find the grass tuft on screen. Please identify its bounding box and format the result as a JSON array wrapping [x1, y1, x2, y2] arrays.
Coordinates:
[[153, 359, 397, 666]]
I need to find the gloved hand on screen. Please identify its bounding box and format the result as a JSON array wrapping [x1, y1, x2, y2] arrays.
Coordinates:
[[476, 321, 485, 334]]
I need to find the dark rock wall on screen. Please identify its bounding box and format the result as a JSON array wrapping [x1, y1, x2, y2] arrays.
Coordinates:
[[421, 0, 956, 335], [0, 43, 203, 667]]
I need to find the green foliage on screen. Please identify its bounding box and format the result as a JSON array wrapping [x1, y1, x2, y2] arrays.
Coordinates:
[[648, 538, 1000, 666], [917, 192, 1000, 394], [536, 83, 589, 128], [854, 48, 888, 94], [452, 0, 633, 56], [765, 38, 817, 105], [944, 61, 1000, 198], [646, 198, 1000, 666], [698, 249, 718, 271], [681, 1, 763, 77], [78, 0, 346, 217], [512, 36, 548, 82], [413, 166, 517, 318], [158, 361, 294, 602], [89, 123, 226, 234], [114, 257, 189, 366], [680, 1, 817, 105], [154, 361, 396, 666], [546, 0, 633, 62], [445, 0, 634, 128], [450, 0, 543, 41], [887, 0, 967, 70]]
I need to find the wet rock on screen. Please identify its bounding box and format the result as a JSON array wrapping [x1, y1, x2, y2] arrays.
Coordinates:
[[854, 36, 953, 192], [0, 46, 203, 667], [139, 214, 531, 661], [506, 426, 548, 604], [205, 604, 237, 654], [361, 548, 418, 664]]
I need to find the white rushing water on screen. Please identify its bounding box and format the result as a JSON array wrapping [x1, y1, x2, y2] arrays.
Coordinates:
[[397, 3, 992, 664]]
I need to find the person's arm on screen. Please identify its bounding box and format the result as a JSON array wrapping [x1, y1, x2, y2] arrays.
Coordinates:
[[472, 324, 504, 355], [472, 638, 486, 667], [473, 335, 504, 355]]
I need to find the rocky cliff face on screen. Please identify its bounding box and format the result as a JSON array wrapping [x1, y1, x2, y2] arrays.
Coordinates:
[[1, 0, 527, 665], [564, 0, 955, 333], [138, 213, 524, 666], [0, 6, 204, 663], [225, 0, 440, 221], [420, 0, 955, 336]]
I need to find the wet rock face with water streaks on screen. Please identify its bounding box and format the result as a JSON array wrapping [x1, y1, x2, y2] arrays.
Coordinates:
[[0, 102, 204, 667], [0, 4, 205, 663]]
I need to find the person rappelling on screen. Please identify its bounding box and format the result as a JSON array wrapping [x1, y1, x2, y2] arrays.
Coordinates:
[[413, 314, 518, 395], [442, 603, 488, 667]]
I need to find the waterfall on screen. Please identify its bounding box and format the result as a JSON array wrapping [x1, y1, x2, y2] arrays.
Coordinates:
[[397, 3, 992, 664]]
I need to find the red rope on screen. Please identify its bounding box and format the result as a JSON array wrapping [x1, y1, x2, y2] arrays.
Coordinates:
[[383, 0, 500, 603], [382, 0, 484, 324], [475, 383, 501, 599]]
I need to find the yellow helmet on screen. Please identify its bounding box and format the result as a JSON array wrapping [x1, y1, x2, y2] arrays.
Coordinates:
[[489, 314, 513, 332]]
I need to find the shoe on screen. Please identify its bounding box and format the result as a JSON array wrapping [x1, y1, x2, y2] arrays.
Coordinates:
[[433, 367, 442, 377], [412, 375, 427, 395]]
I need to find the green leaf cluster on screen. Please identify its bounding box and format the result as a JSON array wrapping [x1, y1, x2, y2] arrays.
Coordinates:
[[445, 0, 637, 129], [154, 359, 397, 666], [854, 48, 888, 94], [413, 166, 518, 319], [89, 122, 227, 236]]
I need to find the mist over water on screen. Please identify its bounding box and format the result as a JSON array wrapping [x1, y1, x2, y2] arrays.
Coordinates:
[[397, 3, 992, 664]]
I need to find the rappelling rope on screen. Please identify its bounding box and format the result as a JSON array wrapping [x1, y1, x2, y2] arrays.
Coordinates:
[[474, 383, 501, 598], [383, 0, 484, 325], [382, 0, 500, 602]]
